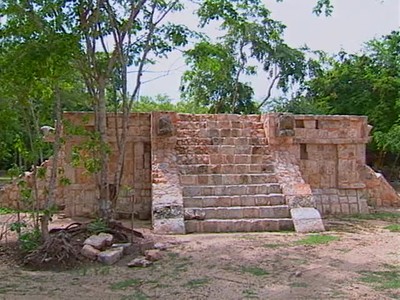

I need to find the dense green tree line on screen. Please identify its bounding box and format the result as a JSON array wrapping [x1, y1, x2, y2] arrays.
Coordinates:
[[279, 30, 400, 162]]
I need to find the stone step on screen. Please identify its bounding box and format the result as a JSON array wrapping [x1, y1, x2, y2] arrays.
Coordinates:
[[180, 173, 278, 186], [176, 137, 267, 147], [179, 164, 275, 175], [175, 145, 270, 155], [177, 114, 261, 123], [185, 218, 294, 233], [183, 194, 285, 208], [184, 205, 290, 220], [177, 154, 271, 165], [177, 128, 256, 138], [182, 184, 282, 197]]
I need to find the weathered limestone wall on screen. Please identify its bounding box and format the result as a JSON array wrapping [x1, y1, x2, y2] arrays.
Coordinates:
[[62, 112, 152, 218], [1, 112, 399, 229], [0, 152, 67, 211], [264, 113, 400, 215], [151, 112, 185, 234]]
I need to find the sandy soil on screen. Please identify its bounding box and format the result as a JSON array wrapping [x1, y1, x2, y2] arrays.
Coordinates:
[[0, 216, 400, 300]]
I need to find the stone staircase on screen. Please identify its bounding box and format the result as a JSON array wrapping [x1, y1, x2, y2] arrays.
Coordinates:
[[175, 114, 294, 233]]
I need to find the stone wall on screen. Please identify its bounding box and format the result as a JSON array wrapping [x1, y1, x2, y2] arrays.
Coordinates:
[[61, 112, 152, 218], [1, 112, 399, 229], [264, 113, 399, 215]]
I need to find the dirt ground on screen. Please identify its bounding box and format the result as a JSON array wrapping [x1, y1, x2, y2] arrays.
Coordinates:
[[0, 214, 400, 300]]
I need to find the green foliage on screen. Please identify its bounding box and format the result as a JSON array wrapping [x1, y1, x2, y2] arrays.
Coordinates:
[[384, 224, 400, 232], [342, 212, 400, 222], [18, 228, 42, 253], [281, 31, 400, 154], [87, 219, 109, 235], [296, 234, 339, 246], [359, 269, 400, 290], [183, 278, 210, 288], [182, 0, 317, 113], [132, 95, 207, 114], [240, 266, 269, 276], [0, 207, 17, 215]]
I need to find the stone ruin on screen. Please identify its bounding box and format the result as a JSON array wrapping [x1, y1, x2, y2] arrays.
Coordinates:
[[0, 112, 399, 234]]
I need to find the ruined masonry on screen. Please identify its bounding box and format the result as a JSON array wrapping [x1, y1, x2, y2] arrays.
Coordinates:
[[1, 112, 399, 234]]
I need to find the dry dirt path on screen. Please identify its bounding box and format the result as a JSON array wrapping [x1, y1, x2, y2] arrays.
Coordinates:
[[0, 218, 399, 300]]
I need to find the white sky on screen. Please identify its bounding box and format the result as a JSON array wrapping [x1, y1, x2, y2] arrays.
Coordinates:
[[136, 0, 400, 102]]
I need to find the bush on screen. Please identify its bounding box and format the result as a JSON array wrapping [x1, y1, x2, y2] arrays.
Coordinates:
[[19, 228, 42, 253]]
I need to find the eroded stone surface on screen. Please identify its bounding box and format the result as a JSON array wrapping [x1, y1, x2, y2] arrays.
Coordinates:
[[81, 244, 100, 260], [127, 257, 153, 268], [97, 247, 124, 265], [291, 207, 325, 233], [84, 233, 113, 250]]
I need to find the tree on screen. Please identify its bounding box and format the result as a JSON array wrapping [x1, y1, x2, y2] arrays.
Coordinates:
[[281, 31, 400, 165], [0, 0, 334, 226], [181, 0, 331, 113]]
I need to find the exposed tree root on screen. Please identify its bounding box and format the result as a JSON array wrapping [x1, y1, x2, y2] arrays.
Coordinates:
[[24, 220, 145, 270], [24, 230, 81, 269]]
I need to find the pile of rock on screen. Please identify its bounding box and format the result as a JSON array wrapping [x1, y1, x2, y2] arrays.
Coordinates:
[[80, 232, 168, 267]]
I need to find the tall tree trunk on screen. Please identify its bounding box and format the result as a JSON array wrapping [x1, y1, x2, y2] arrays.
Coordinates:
[[41, 85, 63, 241], [97, 78, 111, 221]]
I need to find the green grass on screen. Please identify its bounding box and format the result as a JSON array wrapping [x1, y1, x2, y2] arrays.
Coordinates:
[[296, 234, 339, 246], [183, 278, 210, 288], [120, 292, 149, 300], [343, 212, 400, 222], [359, 270, 400, 289], [110, 279, 141, 291], [384, 224, 400, 232], [0, 207, 17, 215], [262, 243, 285, 249], [289, 282, 308, 288], [242, 288, 259, 299], [240, 266, 269, 276]]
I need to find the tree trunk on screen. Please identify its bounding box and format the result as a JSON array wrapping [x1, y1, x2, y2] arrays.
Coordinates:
[[97, 78, 111, 221], [41, 85, 63, 241]]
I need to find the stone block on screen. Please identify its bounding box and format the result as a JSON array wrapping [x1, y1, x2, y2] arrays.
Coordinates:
[[81, 244, 100, 260], [111, 243, 137, 255], [290, 207, 325, 233], [84, 233, 113, 250], [127, 257, 153, 268], [145, 249, 164, 262], [153, 218, 185, 234], [97, 247, 124, 265]]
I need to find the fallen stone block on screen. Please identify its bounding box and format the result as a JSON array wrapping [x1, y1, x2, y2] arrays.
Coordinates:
[[97, 247, 124, 265], [84, 233, 114, 250], [145, 249, 163, 262], [111, 243, 138, 255], [154, 242, 168, 251], [139, 239, 155, 254], [81, 244, 100, 260], [127, 257, 153, 268], [291, 207, 325, 233]]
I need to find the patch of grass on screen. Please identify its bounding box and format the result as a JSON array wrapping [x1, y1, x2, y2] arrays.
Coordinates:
[[0, 207, 17, 215], [345, 212, 400, 222], [110, 279, 141, 291], [242, 288, 259, 299], [240, 266, 269, 276], [359, 270, 400, 290], [296, 234, 339, 246], [262, 243, 285, 249], [183, 278, 210, 288], [120, 291, 149, 300], [384, 224, 400, 232], [289, 282, 308, 288]]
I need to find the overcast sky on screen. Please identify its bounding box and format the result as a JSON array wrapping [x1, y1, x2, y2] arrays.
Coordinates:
[[136, 0, 400, 102]]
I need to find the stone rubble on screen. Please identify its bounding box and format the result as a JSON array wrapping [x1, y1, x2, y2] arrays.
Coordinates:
[[83, 233, 114, 250], [127, 257, 153, 268]]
